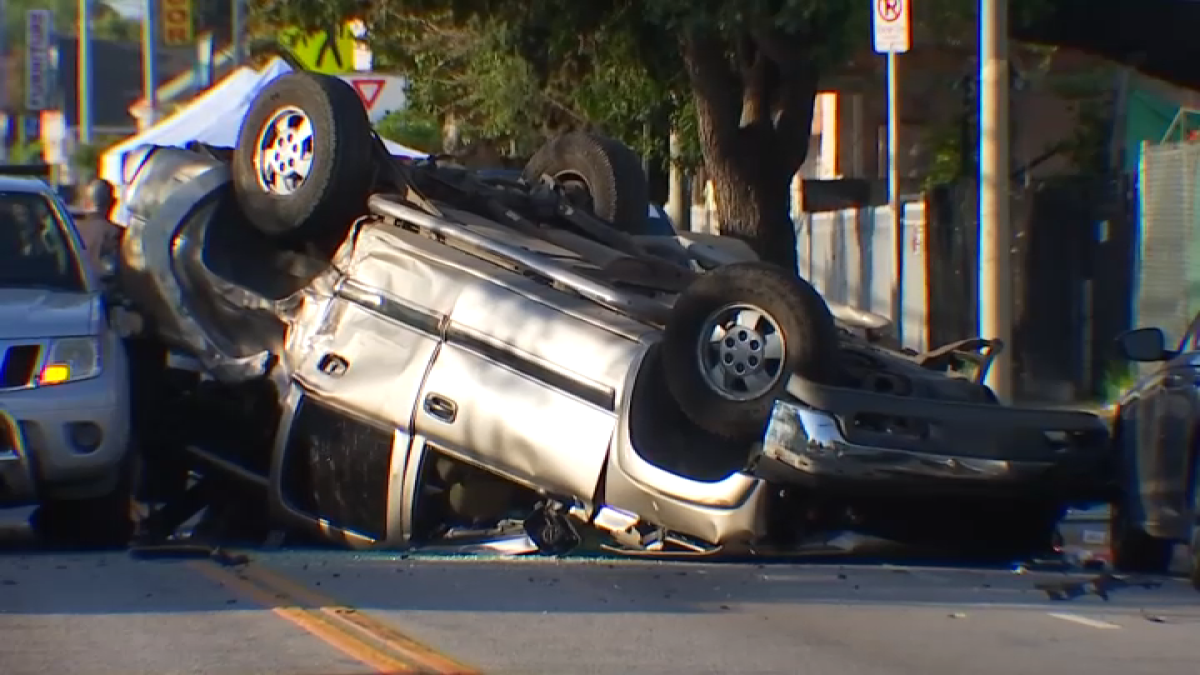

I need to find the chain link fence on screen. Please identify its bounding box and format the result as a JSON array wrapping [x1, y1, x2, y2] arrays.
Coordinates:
[[1136, 141, 1200, 345]]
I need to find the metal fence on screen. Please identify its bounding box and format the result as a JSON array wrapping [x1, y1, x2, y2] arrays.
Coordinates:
[[1136, 141, 1200, 345]]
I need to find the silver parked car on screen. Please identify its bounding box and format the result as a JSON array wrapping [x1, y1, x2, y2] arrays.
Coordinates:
[[112, 72, 1114, 557], [0, 176, 134, 546]]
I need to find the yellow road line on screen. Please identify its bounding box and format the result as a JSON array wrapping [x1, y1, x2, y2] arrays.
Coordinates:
[[189, 559, 479, 674], [238, 563, 480, 675]]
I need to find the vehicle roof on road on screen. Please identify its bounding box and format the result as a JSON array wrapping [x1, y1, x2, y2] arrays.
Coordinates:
[[0, 175, 54, 194]]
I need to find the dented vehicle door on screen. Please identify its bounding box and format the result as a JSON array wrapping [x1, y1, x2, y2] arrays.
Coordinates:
[[397, 215, 653, 511], [273, 224, 477, 545]]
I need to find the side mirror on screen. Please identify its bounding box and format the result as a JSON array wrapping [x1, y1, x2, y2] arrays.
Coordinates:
[[1115, 327, 1170, 362]]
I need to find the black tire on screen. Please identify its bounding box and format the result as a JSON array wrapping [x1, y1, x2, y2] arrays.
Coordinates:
[[979, 505, 1064, 561], [1187, 527, 1200, 591], [522, 131, 652, 235], [663, 262, 841, 441], [31, 482, 133, 550], [1110, 497, 1175, 573], [232, 71, 375, 241]]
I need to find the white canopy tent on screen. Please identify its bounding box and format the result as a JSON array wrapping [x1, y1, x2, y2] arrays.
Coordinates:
[[100, 57, 426, 191]]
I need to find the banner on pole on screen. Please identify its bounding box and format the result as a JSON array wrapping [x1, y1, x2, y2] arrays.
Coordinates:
[[160, 0, 194, 46], [25, 9, 52, 111]]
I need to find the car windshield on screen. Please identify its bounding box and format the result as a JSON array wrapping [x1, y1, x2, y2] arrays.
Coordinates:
[[0, 190, 85, 292]]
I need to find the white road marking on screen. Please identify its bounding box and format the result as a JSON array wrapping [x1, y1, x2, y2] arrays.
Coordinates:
[[1047, 612, 1122, 630]]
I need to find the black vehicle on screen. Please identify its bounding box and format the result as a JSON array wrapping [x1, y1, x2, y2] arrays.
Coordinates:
[[1109, 318, 1200, 588]]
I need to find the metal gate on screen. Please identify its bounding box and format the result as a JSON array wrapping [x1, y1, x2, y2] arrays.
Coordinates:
[[1136, 141, 1200, 344]]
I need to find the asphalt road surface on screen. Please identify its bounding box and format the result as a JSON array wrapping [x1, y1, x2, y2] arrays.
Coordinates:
[[1, 511, 1197, 675]]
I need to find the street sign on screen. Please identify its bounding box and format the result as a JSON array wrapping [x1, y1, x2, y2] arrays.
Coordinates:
[[351, 79, 384, 109], [25, 9, 52, 111], [23, 115, 39, 141], [281, 25, 356, 75], [872, 0, 912, 54], [338, 74, 407, 122], [160, 0, 194, 47]]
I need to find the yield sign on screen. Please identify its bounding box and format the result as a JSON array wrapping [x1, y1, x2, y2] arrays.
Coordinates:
[[351, 79, 385, 110]]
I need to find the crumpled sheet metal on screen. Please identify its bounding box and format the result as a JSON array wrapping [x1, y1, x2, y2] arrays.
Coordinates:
[[121, 162, 272, 383]]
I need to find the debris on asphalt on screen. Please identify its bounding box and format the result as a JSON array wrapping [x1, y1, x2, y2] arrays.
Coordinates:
[[128, 542, 250, 567], [948, 612, 967, 619], [1034, 573, 1163, 602]]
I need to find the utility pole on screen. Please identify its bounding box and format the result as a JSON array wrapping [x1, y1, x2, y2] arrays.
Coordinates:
[[0, 0, 7, 163], [78, 0, 93, 146], [978, 0, 1012, 400], [141, 0, 158, 126], [232, 0, 246, 66]]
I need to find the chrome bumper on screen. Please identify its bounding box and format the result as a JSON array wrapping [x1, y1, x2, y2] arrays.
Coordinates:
[[755, 399, 1106, 489]]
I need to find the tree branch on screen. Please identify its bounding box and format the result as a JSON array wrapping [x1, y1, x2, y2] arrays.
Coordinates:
[[773, 71, 819, 171], [747, 24, 821, 172]]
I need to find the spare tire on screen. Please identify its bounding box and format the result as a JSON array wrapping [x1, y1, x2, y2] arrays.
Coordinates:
[[522, 131, 652, 235], [232, 72, 375, 241], [662, 262, 842, 441]]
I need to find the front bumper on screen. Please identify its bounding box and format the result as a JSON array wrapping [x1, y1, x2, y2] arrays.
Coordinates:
[[0, 361, 131, 504], [0, 409, 37, 505], [751, 377, 1114, 501]]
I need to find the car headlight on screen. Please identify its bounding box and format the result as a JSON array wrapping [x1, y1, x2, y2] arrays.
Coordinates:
[[38, 337, 102, 386]]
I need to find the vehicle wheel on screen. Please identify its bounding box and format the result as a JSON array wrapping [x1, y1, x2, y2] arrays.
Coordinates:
[[522, 131, 652, 235], [1110, 497, 1174, 573], [30, 477, 134, 550], [981, 505, 1063, 561], [232, 71, 375, 242], [662, 262, 841, 441], [1187, 526, 1200, 591]]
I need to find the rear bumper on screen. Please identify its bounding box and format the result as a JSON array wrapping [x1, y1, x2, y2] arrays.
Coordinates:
[[752, 381, 1114, 501]]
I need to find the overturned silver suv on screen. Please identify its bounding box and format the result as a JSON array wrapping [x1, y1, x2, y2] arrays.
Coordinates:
[[112, 72, 1113, 557]]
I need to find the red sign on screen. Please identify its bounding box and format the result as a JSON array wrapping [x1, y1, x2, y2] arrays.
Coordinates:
[[351, 79, 385, 110], [878, 0, 903, 22]]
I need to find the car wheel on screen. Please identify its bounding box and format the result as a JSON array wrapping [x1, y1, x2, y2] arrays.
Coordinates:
[[522, 131, 653, 235], [30, 476, 134, 550], [1109, 496, 1175, 573], [984, 505, 1064, 561], [232, 71, 375, 243], [1186, 525, 1200, 591], [662, 262, 841, 441], [1188, 460, 1200, 590]]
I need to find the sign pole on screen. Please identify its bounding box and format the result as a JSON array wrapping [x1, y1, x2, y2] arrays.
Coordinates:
[[872, 0, 911, 347], [978, 0, 1012, 401], [887, 50, 903, 346], [78, 0, 93, 146]]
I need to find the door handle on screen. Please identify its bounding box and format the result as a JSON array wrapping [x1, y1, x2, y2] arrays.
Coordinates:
[[423, 393, 458, 423], [317, 353, 349, 377]]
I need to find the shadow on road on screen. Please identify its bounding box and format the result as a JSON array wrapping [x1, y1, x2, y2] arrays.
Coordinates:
[[1, 512, 1193, 619]]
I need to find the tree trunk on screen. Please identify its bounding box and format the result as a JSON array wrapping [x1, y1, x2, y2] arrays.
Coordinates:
[[681, 28, 819, 274], [441, 112, 462, 154], [704, 140, 802, 272]]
